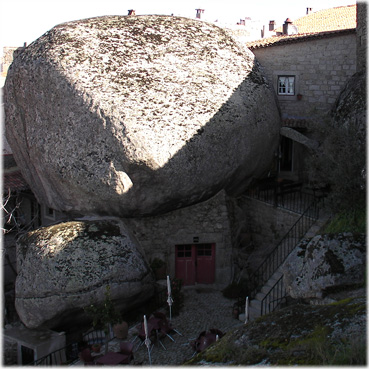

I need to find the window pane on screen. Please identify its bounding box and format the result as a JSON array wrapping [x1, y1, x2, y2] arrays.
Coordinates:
[[278, 76, 295, 95], [287, 77, 294, 94]]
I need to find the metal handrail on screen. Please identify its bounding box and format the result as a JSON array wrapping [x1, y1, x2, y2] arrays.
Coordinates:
[[249, 199, 319, 301], [260, 275, 285, 316], [246, 183, 316, 215], [29, 329, 115, 366], [30, 341, 80, 366]]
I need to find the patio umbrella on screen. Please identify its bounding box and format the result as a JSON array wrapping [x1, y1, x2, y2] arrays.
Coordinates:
[[167, 275, 174, 321], [245, 296, 249, 324], [144, 315, 152, 365]]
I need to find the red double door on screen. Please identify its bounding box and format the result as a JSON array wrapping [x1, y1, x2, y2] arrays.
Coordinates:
[[175, 243, 215, 286]]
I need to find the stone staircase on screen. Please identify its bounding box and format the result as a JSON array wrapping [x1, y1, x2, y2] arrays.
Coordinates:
[[241, 208, 331, 322], [247, 269, 284, 321]]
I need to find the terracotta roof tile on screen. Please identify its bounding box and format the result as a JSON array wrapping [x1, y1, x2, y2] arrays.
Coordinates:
[[3, 171, 30, 192], [275, 4, 356, 34], [247, 28, 356, 49], [247, 5, 356, 50]]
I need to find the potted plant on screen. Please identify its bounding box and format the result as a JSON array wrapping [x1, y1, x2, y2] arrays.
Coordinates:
[[84, 285, 124, 353], [150, 258, 166, 280], [91, 343, 101, 353]]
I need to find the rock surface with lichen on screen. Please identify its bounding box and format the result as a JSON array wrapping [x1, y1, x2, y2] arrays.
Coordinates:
[[281, 233, 366, 302], [15, 219, 154, 329], [4, 15, 280, 217], [186, 296, 366, 365]]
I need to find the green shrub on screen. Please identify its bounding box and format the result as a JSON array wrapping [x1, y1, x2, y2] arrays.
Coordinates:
[[323, 208, 366, 233], [312, 337, 367, 365], [222, 280, 249, 299]]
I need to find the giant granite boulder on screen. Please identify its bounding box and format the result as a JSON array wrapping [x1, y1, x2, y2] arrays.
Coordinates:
[[282, 233, 366, 303], [5, 15, 280, 217], [15, 218, 154, 329]]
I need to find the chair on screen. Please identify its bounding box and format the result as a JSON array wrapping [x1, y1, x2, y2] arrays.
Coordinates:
[[153, 311, 182, 341], [118, 342, 134, 364], [79, 348, 98, 366], [191, 329, 224, 353]]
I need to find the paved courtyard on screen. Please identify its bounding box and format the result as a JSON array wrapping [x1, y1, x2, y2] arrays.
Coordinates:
[[74, 285, 243, 366]]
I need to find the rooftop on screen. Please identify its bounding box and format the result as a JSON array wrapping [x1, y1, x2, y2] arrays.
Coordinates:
[[276, 4, 356, 34], [247, 4, 356, 50], [3, 170, 29, 193], [246, 28, 356, 49]]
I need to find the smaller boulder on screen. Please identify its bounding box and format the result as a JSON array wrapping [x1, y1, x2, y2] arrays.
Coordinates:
[[15, 218, 154, 329], [282, 233, 366, 301]]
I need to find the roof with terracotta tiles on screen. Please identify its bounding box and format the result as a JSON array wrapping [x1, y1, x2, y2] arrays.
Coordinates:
[[276, 4, 356, 34], [247, 4, 356, 50], [247, 28, 356, 49], [3, 170, 30, 193]]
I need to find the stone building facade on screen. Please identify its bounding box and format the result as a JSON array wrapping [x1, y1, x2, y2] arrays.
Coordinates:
[[246, 4, 359, 182], [249, 31, 356, 119], [124, 190, 234, 287]]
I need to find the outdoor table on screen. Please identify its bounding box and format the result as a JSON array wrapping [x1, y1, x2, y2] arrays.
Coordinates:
[[198, 334, 216, 352], [95, 352, 129, 365]]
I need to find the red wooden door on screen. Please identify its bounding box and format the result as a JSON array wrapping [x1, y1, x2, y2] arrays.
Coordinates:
[[196, 243, 215, 284], [175, 245, 196, 286], [175, 244, 215, 285]]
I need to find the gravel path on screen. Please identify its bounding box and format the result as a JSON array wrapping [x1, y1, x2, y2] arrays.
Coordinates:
[[75, 285, 243, 366]]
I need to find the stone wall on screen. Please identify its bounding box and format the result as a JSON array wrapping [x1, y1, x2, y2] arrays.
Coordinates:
[[124, 190, 234, 287], [237, 197, 301, 274], [252, 33, 357, 119], [123, 193, 304, 286], [356, 2, 367, 72]]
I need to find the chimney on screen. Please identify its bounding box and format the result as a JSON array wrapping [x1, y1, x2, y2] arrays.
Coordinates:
[[283, 18, 293, 35], [128, 9, 136, 16], [306, 7, 313, 15], [269, 20, 275, 31], [195, 9, 204, 19]]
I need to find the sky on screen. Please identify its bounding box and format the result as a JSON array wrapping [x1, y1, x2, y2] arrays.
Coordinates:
[[0, 0, 357, 53]]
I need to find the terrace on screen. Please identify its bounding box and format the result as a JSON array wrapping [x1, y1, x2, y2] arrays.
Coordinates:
[[4, 286, 243, 366]]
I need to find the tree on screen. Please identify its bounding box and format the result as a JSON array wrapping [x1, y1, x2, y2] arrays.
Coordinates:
[[307, 115, 366, 231]]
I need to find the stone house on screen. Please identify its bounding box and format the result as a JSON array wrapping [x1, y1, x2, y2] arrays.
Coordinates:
[[246, 4, 359, 182]]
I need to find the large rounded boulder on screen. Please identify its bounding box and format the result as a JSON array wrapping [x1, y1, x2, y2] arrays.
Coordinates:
[[282, 233, 366, 302], [5, 15, 280, 217], [15, 219, 154, 329]]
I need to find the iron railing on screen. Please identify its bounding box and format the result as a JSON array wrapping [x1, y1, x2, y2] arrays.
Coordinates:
[[246, 179, 316, 215], [249, 199, 319, 301], [29, 329, 108, 365], [29, 285, 168, 366], [30, 342, 80, 366], [260, 275, 285, 316]]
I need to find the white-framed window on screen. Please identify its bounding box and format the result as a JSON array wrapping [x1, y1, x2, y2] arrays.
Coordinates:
[[278, 76, 295, 95]]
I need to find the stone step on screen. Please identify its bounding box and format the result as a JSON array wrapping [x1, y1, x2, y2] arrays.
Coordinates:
[[244, 208, 331, 322]]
